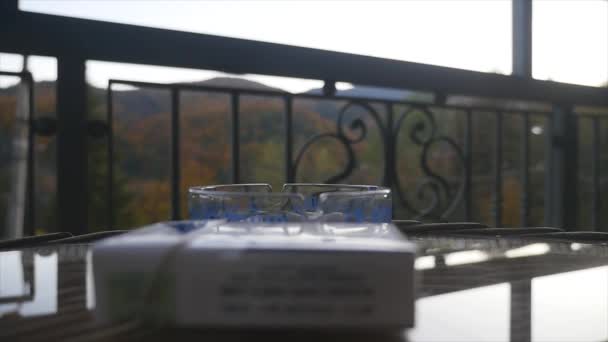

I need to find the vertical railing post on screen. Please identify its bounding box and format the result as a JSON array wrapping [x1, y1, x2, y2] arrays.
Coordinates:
[[512, 0, 532, 78], [384, 103, 395, 189], [493, 112, 503, 227], [520, 112, 530, 227], [231, 92, 240, 183], [464, 110, 473, 221], [106, 83, 114, 229], [592, 117, 601, 230], [513, 0, 533, 225], [545, 105, 578, 229], [384, 103, 396, 219], [511, 3, 533, 342], [25, 70, 36, 237], [285, 96, 294, 183], [57, 56, 88, 235], [170, 87, 181, 220]]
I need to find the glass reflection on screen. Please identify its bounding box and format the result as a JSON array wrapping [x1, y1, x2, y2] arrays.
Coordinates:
[[570, 243, 585, 251], [409, 283, 510, 342], [0, 251, 57, 317], [0, 251, 28, 299], [86, 250, 95, 310], [505, 243, 550, 258], [532, 266, 608, 342], [414, 256, 435, 270], [444, 250, 489, 266]]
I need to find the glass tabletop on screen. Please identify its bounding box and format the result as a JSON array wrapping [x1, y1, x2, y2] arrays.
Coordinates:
[[1, 237, 608, 341]]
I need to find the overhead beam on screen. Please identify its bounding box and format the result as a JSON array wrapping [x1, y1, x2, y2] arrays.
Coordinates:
[[0, 0, 18, 13], [1, 10, 607, 106]]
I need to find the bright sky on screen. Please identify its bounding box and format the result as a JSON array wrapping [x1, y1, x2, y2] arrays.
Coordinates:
[[0, 0, 606, 92]]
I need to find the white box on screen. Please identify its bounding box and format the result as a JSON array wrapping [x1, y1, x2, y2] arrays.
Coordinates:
[[92, 220, 223, 322], [94, 221, 415, 329]]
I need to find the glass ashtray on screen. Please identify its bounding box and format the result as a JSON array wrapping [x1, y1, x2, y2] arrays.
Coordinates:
[[188, 183, 391, 223]]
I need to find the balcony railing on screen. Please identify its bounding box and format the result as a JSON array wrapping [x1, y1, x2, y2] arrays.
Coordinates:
[[105, 79, 558, 230], [1, 2, 608, 236]]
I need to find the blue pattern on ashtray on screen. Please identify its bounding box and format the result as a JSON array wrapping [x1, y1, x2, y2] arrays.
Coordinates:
[[303, 195, 319, 211], [163, 220, 207, 233], [188, 189, 391, 223]]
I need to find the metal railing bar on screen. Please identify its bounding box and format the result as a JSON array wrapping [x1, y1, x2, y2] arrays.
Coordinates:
[[592, 116, 601, 230], [494, 111, 504, 227], [6, 10, 608, 106], [231, 92, 240, 183], [170, 87, 181, 220], [25, 71, 35, 236], [108, 79, 181, 90], [284, 95, 294, 183], [521, 112, 530, 227], [56, 56, 88, 235], [384, 102, 395, 189], [108, 79, 554, 116], [464, 109, 473, 221], [575, 113, 608, 118], [384, 102, 396, 217], [0, 71, 31, 77], [106, 83, 114, 229]]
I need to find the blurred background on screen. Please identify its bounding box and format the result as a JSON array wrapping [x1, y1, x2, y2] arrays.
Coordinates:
[[1, 0, 607, 236]]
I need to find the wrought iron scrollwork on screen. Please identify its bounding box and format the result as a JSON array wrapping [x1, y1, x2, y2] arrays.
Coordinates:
[[292, 133, 356, 184], [292, 101, 386, 184], [291, 100, 466, 220], [413, 135, 466, 219], [392, 106, 466, 220]]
